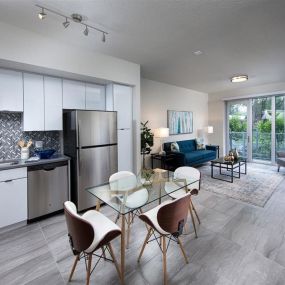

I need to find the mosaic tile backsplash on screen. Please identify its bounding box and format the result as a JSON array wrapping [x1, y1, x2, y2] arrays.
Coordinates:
[[0, 112, 61, 159]]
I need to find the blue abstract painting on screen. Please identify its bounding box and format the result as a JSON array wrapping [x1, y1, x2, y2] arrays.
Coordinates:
[[167, 110, 193, 135]]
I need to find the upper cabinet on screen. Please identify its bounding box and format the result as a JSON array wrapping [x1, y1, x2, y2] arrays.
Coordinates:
[[113, 84, 133, 129], [86, 83, 105, 110], [0, 69, 23, 112], [63, 79, 85, 110], [23, 73, 45, 131], [44, 76, 63, 131]]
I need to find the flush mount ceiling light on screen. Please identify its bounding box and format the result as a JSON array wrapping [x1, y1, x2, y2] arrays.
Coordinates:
[[35, 4, 108, 43], [38, 7, 46, 20], [193, 50, 203, 56], [231, 75, 248, 83]]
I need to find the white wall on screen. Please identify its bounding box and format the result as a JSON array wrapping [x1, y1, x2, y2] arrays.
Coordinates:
[[208, 81, 285, 156], [0, 21, 141, 171], [141, 78, 209, 166]]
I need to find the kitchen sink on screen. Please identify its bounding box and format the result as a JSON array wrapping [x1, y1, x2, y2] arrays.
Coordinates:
[[0, 160, 20, 167]]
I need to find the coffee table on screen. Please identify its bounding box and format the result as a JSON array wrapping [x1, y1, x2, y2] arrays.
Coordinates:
[[211, 157, 247, 183]]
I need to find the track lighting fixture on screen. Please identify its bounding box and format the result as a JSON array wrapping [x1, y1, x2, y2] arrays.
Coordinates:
[[62, 17, 70, 28], [102, 33, 106, 42], [38, 7, 46, 20], [35, 4, 108, 43], [83, 26, 89, 36]]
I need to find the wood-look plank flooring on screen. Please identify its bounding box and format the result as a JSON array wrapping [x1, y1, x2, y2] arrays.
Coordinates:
[[0, 165, 285, 285]]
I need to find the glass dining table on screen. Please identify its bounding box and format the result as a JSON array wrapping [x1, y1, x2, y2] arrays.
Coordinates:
[[86, 168, 199, 284]]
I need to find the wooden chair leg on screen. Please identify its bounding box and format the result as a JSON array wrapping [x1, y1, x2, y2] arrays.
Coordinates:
[[68, 254, 80, 281], [127, 212, 131, 248], [139, 209, 149, 231], [108, 243, 122, 282], [189, 204, 198, 238], [86, 253, 92, 285], [177, 238, 189, 264], [190, 199, 201, 224], [138, 228, 152, 262], [162, 236, 167, 285]]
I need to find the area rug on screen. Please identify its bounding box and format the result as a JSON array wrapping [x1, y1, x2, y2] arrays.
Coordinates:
[[198, 163, 284, 207]]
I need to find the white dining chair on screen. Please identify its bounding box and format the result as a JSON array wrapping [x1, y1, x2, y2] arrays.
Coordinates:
[[164, 166, 201, 237], [109, 171, 149, 247]]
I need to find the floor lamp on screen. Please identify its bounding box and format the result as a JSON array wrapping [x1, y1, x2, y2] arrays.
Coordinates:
[[154, 128, 169, 155]]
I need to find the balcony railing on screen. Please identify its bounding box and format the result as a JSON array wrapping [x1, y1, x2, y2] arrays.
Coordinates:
[[229, 131, 285, 160]]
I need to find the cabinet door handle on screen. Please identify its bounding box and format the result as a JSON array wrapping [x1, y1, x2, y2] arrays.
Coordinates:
[[4, 179, 13, 183]]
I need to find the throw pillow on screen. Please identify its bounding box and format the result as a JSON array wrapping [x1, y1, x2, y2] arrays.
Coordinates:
[[197, 143, 205, 150], [171, 142, 180, 152]]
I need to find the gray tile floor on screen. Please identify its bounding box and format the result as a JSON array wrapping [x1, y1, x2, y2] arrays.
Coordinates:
[[1, 166, 285, 285]]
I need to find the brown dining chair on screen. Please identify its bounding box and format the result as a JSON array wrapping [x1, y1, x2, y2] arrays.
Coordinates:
[[164, 166, 201, 237], [137, 193, 192, 285], [64, 201, 121, 285]]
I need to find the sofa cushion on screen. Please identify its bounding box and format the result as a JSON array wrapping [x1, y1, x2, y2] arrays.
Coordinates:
[[185, 150, 215, 163], [177, 140, 197, 153]]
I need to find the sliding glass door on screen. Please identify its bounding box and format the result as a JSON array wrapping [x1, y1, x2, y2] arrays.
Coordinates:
[[227, 94, 285, 163], [227, 100, 249, 158], [252, 97, 272, 161], [276, 95, 285, 156]]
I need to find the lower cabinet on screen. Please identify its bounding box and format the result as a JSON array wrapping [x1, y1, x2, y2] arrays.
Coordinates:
[[0, 168, 27, 228]]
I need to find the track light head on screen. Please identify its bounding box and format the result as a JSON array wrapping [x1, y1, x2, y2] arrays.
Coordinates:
[[102, 33, 106, 43], [83, 26, 89, 36], [63, 18, 70, 28], [38, 8, 46, 20]]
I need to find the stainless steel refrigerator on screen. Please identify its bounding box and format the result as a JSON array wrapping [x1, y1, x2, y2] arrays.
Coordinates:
[[63, 110, 118, 211]]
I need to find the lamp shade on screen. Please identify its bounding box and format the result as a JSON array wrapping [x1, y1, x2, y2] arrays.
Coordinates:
[[207, 126, 214, 134], [154, 128, 169, 138]]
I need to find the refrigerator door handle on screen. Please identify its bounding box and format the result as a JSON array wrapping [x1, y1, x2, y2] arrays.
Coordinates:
[[78, 150, 81, 177], [77, 122, 81, 148]]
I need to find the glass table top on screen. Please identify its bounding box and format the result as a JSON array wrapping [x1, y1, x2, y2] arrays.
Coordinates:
[[211, 157, 247, 165], [86, 168, 199, 215]]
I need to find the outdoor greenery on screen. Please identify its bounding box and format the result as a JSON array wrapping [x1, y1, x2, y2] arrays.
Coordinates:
[[229, 95, 285, 160]]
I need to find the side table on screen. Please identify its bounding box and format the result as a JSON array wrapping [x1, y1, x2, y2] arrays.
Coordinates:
[[151, 153, 176, 170]]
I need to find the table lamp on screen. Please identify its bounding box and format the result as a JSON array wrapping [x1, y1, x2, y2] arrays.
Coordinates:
[[154, 128, 169, 155]]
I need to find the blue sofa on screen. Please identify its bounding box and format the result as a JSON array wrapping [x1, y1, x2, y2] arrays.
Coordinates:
[[163, 139, 218, 170]]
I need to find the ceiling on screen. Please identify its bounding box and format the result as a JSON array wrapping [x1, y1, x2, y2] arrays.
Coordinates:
[[0, 0, 284, 93]]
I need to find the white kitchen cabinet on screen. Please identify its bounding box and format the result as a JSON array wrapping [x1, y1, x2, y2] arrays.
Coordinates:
[[23, 73, 44, 131], [112, 84, 133, 171], [0, 68, 23, 112], [85, 83, 105, 110], [113, 84, 133, 129], [0, 168, 27, 228], [118, 129, 133, 171], [44, 76, 63, 130], [63, 79, 85, 109]]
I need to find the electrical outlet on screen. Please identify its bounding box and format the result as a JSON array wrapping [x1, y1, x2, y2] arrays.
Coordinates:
[[35, 141, 43, 149]]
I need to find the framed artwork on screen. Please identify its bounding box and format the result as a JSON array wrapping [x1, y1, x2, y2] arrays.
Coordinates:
[[167, 110, 193, 135]]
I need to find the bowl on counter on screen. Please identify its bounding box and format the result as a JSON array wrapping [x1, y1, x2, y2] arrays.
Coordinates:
[[34, 149, 56, 159]]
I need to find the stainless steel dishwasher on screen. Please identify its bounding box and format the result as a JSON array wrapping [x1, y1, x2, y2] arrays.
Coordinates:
[[27, 161, 69, 222]]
